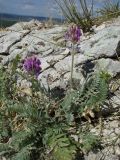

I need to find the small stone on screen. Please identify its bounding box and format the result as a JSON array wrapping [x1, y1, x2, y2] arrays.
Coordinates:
[[71, 135, 79, 142], [90, 128, 97, 133], [110, 121, 119, 128], [103, 129, 112, 136], [42, 48, 54, 56], [115, 128, 120, 135], [115, 146, 120, 156]]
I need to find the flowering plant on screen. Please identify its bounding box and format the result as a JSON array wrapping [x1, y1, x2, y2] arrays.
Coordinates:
[[23, 56, 42, 77], [65, 24, 82, 44], [65, 24, 82, 89]]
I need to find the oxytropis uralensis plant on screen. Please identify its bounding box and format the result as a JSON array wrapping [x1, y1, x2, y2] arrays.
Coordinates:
[[65, 24, 82, 90], [0, 54, 105, 160], [23, 56, 42, 77]]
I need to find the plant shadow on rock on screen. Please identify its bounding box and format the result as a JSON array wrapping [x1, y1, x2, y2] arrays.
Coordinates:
[[81, 60, 95, 78], [116, 40, 120, 56], [49, 86, 65, 101]]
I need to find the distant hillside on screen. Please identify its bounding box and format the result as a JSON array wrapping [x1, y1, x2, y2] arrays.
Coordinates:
[[0, 13, 64, 28]]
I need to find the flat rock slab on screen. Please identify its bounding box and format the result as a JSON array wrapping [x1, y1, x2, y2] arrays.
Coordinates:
[[80, 25, 120, 58], [38, 68, 61, 89], [54, 54, 93, 74], [7, 19, 44, 31], [94, 58, 120, 76], [0, 30, 29, 55]]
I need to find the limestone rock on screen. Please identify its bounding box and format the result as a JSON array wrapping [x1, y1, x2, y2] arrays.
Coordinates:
[[8, 19, 44, 31], [0, 17, 120, 160], [92, 23, 106, 33], [0, 30, 29, 55], [80, 26, 120, 58], [94, 58, 120, 76], [84, 151, 119, 160], [38, 68, 60, 90]]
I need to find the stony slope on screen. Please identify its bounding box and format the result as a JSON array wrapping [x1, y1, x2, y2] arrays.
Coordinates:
[[0, 18, 120, 160]]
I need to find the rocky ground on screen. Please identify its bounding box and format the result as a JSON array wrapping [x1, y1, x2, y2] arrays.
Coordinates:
[[0, 18, 120, 160]]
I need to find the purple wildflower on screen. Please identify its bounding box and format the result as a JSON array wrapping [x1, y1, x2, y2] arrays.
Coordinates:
[[65, 24, 82, 43], [23, 56, 42, 77]]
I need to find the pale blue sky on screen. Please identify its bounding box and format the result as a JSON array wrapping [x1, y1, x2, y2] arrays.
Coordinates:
[[0, 0, 57, 17], [0, 0, 119, 18]]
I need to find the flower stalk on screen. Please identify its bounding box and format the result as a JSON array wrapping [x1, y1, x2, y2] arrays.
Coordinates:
[[65, 24, 82, 90], [70, 45, 75, 90]]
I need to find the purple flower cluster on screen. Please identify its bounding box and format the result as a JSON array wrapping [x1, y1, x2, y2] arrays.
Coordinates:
[[65, 24, 82, 43], [23, 56, 41, 77]]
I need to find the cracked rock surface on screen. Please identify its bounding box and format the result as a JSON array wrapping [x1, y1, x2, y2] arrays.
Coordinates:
[[0, 18, 120, 160]]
